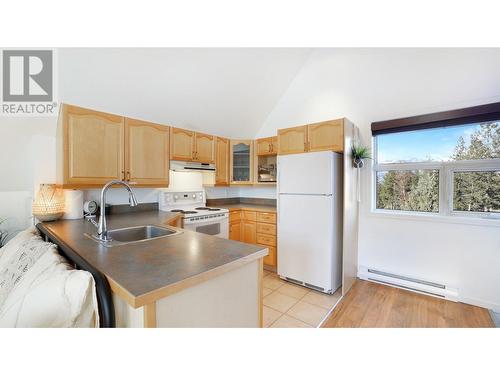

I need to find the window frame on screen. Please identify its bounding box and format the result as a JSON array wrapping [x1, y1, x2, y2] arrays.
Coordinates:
[[372, 136, 500, 220]]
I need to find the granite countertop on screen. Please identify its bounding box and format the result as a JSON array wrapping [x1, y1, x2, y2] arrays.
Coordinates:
[[209, 204, 277, 213], [38, 211, 267, 307]]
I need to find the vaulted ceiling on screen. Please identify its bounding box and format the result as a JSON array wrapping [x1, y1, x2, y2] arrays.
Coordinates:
[[58, 48, 312, 138]]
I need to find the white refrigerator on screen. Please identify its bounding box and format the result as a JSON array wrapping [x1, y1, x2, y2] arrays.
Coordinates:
[[277, 151, 342, 294]]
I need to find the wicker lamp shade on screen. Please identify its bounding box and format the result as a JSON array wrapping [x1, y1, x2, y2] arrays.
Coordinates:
[[32, 184, 65, 222]]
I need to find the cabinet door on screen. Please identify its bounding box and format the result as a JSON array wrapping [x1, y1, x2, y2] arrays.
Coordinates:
[[195, 132, 215, 163], [241, 220, 256, 244], [125, 118, 169, 186], [264, 246, 277, 267], [170, 127, 194, 161], [256, 137, 274, 156], [270, 136, 278, 154], [215, 137, 230, 185], [277, 125, 308, 155], [229, 221, 241, 241], [308, 119, 344, 152], [62, 104, 124, 186], [230, 140, 253, 184]]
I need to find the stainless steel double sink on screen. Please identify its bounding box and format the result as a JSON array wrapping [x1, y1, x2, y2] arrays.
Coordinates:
[[86, 225, 182, 247]]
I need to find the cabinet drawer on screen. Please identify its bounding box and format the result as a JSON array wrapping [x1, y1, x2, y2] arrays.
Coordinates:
[[229, 210, 241, 223], [256, 222, 276, 236], [264, 245, 276, 267], [242, 210, 256, 221], [257, 233, 276, 247], [256, 212, 276, 223]]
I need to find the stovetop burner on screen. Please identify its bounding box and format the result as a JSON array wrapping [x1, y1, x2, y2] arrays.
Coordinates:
[[195, 207, 221, 211]]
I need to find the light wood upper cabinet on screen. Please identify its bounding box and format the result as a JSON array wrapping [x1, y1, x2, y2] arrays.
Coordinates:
[[256, 136, 278, 156], [230, 140, 253, 184], [58, 104, 171, 188], [125, 118, 169, 186], [58, 104, 125, 186], [195, 132, 214, 163], [277, 119, 345, 155], [170, 127, 214, 163], [215, 137, 230, 186], [308, 119, 344, 152], [170, 127, 195, 161], [277, 125, 308, 155]]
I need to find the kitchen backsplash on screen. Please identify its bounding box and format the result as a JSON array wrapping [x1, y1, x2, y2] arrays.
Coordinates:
[[205, 186, 276, 199], [82, 185, 277, 206]]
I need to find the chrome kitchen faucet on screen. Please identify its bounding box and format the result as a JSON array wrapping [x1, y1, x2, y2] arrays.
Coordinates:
[[89, 180, 138, 242]]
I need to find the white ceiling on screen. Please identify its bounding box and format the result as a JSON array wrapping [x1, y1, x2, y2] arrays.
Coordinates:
[[58, 48, 312, 138]]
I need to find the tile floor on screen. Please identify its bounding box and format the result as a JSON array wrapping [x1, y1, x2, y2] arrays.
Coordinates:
[[262, 271, 342, 328]]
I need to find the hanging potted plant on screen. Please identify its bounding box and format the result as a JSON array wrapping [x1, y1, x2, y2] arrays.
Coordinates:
[[351, 143, 371, 168]]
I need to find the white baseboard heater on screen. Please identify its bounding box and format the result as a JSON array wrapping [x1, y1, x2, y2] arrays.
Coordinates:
[[358, 266, 458, 301]]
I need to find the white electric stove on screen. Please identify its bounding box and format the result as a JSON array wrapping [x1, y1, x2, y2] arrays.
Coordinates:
[[159, 191, 229, 238]]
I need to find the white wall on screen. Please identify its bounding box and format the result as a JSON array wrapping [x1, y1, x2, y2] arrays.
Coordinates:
[[0, 116, 57, 237], [256, 48, 500, 311]]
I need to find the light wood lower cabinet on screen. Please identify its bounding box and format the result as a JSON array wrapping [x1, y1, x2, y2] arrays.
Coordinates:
[[241, 220, 257, 244], [229, 210, 242, 241], [229, 221, 241, 241], [125, 118, 169, 186], [256, 222, 276, 236], [229, 209, 277, 268]]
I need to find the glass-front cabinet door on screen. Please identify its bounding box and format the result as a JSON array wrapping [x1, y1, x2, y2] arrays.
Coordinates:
[[230, 140, 253, 184]]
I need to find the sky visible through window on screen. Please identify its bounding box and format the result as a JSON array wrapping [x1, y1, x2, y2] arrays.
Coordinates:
[[376, 122, 487, 163]]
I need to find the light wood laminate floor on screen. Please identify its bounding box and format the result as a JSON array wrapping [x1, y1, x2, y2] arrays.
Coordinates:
[[321, 280, 494, 328]]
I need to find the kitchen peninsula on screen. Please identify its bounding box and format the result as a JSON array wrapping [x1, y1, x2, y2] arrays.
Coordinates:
[[37, 210, 268, 328]]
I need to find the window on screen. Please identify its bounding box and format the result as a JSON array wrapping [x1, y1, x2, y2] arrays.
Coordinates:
[[453, 170, 500, 213], [373, 120, 500, 218], [376, 170, 439, 213]]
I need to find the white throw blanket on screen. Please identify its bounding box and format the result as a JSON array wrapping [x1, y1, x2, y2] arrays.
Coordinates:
[[0, 227, 99, 328]]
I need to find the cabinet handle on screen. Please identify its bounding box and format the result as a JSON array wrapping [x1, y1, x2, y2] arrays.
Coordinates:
[[121, 170, 125, 180], [126, 171, 131, 182]]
